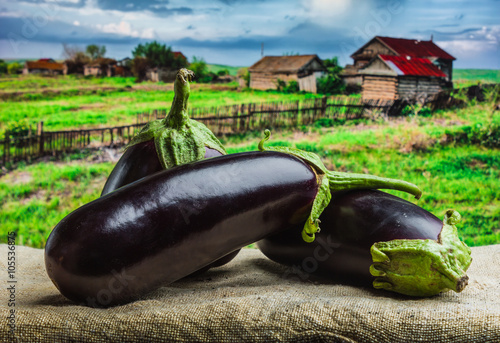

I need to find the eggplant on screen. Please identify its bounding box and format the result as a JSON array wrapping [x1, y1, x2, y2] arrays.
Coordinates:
[[100, 68, 233, 270], [101, 68, 225, 196], [257, 189, 472, 297], [45, 151, 421, 307]]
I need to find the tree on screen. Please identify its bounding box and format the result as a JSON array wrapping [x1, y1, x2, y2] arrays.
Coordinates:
[[86, 44, 106, 60], [188, 56, 209, 80], [62, 43, 90, 74], [132, 41, 187, 70], [131, 57, 150, 82], [0, 59, 7, 74], [317, 57, 345, 95]]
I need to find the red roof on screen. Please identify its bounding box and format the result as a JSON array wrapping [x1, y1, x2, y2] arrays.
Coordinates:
[[173, 52, 187, 61], [379, 55, 447, 77], [37, 58, 55, 62], [377, 36, 455, 60], [25, 60, 65, 71]]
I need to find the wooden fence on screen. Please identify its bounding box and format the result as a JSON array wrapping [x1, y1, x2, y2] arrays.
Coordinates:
[[1, 96, 394, 167], [137, 96, 394, 136], [1, 123, 144, 167]]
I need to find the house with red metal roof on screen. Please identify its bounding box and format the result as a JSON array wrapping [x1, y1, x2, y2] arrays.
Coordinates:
[[342, 36, 455, 101]]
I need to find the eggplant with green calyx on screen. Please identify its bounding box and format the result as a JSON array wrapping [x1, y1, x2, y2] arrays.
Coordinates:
[[101, 68, 225, 196], [100, 68, 236, 270], [46, 141, 421, 306], [257, 189, 472, 297]]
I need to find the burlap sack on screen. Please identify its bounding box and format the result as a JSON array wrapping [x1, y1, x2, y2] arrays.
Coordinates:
[[1, 244, 499, 343]]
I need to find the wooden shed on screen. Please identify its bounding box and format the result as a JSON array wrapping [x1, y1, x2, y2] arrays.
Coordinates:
[[23, 59, 67, 75], [84, 58, 117, 77], [360, 55, 450, 101], [248, 55, 326, 93]]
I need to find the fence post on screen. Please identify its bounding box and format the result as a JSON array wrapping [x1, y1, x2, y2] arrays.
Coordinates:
[[3, 130, 9, 166], [38, 121, 44, 156]]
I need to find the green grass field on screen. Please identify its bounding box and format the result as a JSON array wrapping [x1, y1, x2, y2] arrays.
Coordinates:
[[454, 69, 500, 87], [0, 69, 498, 249], [0, 74, 323, 132]]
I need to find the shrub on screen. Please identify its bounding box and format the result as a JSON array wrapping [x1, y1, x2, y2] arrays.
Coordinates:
[[275, 79, 300, 93], [317, 57, 345, 95], [7, 62, 22, 75], [237, 67, 250, 87], [445, 122, 500, 148]]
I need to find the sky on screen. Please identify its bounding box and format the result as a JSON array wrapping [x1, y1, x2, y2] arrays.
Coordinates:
[[0, 0, 499, 69]]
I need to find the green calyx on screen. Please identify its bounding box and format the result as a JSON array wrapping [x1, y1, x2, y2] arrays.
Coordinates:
[[370, 210, 472, 297], [126, 68, 226, 169], [258, 130, 422, 243]]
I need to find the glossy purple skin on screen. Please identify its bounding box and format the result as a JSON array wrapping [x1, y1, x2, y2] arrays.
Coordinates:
[[257, 189, 443, 285], [45, 151, 318, 306], [100, 141, 238, 269], [101, 141, 222, 196]]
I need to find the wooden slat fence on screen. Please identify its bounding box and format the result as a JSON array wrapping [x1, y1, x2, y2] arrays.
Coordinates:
[[136, 96, 395, 136], [1, 96, 395, 167], [1, 123, 144, 167]]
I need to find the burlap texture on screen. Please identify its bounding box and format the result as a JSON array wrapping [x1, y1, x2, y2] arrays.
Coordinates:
[[1, 244, 499, 343]]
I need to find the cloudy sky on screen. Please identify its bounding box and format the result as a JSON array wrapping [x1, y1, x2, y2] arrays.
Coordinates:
[[0, 0, 499, 68]]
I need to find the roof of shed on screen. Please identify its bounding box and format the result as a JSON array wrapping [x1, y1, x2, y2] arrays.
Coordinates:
[[25, 60, 65, 70], [352, 36, 456, 60], [249, 55, 324, 73], [378, 55, 447, 77], [378, 36, 455, 60]]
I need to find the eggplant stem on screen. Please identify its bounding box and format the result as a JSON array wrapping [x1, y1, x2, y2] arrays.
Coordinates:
[[124, 69, 226, 169], [164, 69, 194, 129], [258, 129, 423, 243]]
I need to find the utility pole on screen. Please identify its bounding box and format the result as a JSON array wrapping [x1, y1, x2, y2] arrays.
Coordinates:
[[261, 43, 264, 57]]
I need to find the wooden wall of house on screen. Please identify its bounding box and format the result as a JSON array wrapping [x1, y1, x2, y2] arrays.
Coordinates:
[[397, 76, 443, 101], [355, 40, 395, 68], [434, 59, 453, 82], [362, 75, 397, 100], [250, 72, 299, 90], [298, 73, 318, 93]]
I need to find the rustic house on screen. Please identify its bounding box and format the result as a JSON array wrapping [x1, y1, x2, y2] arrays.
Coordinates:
[[115, 57, 132, 77], [248, 55, 327, 93], [342, 36, 455, 100], [23, 58, 67, 75], [144, 52, 188, 82], [360, 55, 449, 101], [83, 58, 117, 77]]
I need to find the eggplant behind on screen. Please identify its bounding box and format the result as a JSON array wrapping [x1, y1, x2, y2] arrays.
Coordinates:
[[257, 190, 472, 297]]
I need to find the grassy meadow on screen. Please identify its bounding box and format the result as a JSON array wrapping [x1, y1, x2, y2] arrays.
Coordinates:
[[0, 74, 322, 132], [0, 69, 499, 249]]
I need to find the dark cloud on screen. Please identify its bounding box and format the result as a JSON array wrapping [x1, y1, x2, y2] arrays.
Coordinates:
[[411, 27, 484, 41], [17, 0, 86, 8], [95, 0, 193, 15]]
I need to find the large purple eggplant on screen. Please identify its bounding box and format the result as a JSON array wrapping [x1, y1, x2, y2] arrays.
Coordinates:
[[257, 189, 472, 297], [45, 150, 421, 307], [100, 68, 236, 269], [101, 68, 225, 196]]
